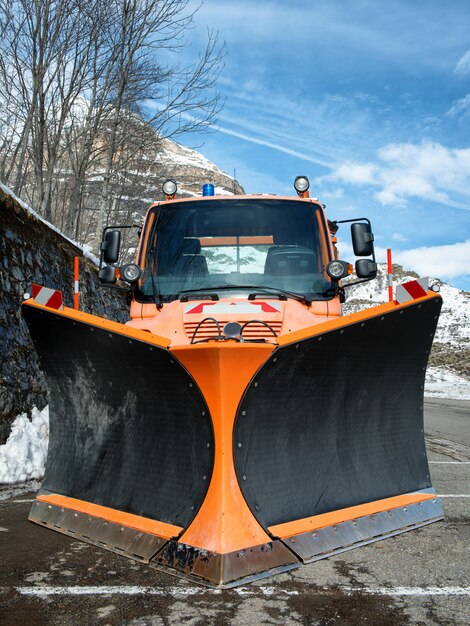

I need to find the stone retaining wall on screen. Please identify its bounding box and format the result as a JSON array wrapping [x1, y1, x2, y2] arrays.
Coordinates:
[[0, 187, 128, 443]]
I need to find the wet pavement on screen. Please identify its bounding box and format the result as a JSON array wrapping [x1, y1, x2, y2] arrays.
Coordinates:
[[0, 399, 469, 625]]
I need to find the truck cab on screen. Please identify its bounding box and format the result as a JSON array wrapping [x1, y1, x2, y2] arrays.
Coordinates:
[[99, 177, 376, 345]]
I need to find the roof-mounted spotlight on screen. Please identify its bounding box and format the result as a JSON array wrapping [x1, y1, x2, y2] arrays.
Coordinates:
[[294, 175, 310, 198], [162, 179, 177, 200]]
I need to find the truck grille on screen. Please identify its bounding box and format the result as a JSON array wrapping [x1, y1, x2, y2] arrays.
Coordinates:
[[184, 320, 282, 341]]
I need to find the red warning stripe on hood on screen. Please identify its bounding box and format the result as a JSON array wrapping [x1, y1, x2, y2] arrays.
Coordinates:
[[185, 301, 282, 314]]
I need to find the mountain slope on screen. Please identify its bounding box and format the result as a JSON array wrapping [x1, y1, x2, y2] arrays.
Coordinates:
[[344, 264, 470, 381]]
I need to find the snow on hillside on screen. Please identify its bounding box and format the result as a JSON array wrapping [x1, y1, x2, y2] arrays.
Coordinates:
[[155, 138, 227, 176], [344, 263, 470, 349]]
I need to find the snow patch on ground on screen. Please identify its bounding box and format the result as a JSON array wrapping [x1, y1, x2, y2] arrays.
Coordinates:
[[424, 367, 470, 400], [0, 407, 49, 484]]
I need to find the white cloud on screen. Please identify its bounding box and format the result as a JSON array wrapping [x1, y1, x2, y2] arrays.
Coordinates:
[[333, 162, 376, 184], [326, 141, 470, 211], [392, 233, 408, 242], [213, 125, 334, 169], [376, 142, 470, 207], [336, 237, 470, 283], [375, 189, 405, 205], [454, 50, 470, 76], [447, 94, 470, 118], [395, 240, 470, 280], [321, 188, 345, 199]]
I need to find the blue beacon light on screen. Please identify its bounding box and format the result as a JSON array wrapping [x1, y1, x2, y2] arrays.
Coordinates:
[[202, 183, 215, 196]]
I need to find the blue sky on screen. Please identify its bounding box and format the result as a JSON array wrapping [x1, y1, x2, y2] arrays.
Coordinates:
[[175, 0, 470, 289]]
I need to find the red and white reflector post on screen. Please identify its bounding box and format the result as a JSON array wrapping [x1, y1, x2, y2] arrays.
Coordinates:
[[30, 284, 64, 310], [387, 248, 393, 302], [73, 256, 80, 310]]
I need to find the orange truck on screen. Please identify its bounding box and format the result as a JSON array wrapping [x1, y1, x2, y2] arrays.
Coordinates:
[[22, 176, 443, 587]]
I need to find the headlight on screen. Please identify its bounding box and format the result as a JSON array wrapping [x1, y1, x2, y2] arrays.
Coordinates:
[[326, 260, 349, 280], [162, 179, 177, 196], [294, 176, 310, 193], [121, 263, 142, 283]]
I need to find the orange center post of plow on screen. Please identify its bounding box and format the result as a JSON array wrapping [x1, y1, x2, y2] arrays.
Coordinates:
[[171, 342, 275, 555], [268, 491, 437, 538], [36, 494, 183, 540]]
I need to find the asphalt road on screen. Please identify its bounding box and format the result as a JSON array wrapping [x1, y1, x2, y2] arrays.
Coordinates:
[[0, 398, 469, 626]]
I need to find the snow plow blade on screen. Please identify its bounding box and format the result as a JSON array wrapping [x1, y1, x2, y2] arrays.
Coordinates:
[[233, 293, 444, 563], [22, 302, 215, 564], [22, 292, 443, 587]]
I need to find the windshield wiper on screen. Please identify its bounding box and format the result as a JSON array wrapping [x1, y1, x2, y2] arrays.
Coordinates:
[[246, 286, 312, 306], [178, 285, 312, 306]]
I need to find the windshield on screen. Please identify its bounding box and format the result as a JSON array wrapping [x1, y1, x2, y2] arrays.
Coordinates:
[[137, 198, 333, 302]]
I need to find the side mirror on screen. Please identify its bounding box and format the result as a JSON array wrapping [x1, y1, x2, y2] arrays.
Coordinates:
[[98, 265, 117, 284], [356, 259, 377, 279], [101, 230, 121, 264], [351, 223, 374, 257]]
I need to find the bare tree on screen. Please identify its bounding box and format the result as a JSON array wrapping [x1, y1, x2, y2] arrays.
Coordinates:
[[0, 0, 224, 249], [0, 0, 96, 217], [92, 0, 224, 249]]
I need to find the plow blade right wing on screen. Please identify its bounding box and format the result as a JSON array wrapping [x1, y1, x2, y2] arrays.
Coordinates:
[[234, 294, 443, 561]]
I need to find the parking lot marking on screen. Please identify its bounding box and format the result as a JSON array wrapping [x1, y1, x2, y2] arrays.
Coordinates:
[[10, 585, 470, 598], [13, 585, 299, 597], [438, 494, 470, 498], [429, 461, 470, 464], [347, 587, 470, 597]]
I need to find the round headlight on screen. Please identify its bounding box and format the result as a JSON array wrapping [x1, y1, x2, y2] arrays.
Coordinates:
[[326, 260, 348, 280], [121, 263, 142, 283], [162, 179, 177, 196], [294, 176, 310, 193]]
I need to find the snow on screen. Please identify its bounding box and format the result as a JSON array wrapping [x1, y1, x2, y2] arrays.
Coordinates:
[[344, 264, 470, 349], [0, 182, 100, 266], [425, 367, 470, 400], [0, 407, 49, 484], [155, 139, 227, 175]]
